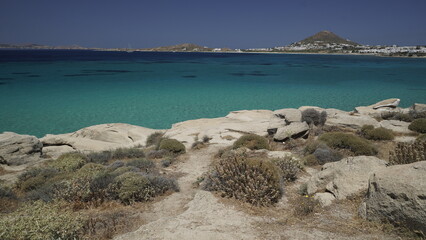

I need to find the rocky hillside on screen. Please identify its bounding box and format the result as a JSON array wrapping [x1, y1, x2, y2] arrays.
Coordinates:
[[1, 99, 425, 239], [296, 30, 359, 46]]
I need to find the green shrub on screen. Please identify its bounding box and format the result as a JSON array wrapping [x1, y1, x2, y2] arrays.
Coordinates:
[[381, 112, 413, 122], [389, 141, 425, 165], [147, 149, 168, 159], [159, 139, 186, 154], [303, 154, 319, 166], [319, 132, 377, 156], [0, 184, 14, 199], [112, 147, 145, 159], [313, 144, 342, 164], [301, 108, 327, 126], [17, 167, 59, 192], [87, 147, 146, 163], [126, 158, 155, 171], [408, 118, 426, 133], [232, 134, 269, 150], [206, 154, 282, 206], [146, 132, 164, 147], [417, 134, 426, 142], [87, 150, 113, 164], [55, 164, 111, 205], [49, 152, 87, 172], [304, 141, 321, 155], [361, 125, 394, 141], [107, 172, 178, 204], [0, 201, 86, 240], [271, 157, 303, 182]]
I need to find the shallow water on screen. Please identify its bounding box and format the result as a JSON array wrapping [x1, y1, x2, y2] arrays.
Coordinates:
[[1, 50, 425, 137]]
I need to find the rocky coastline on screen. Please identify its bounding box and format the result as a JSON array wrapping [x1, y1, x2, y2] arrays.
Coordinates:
[[1, 98, 425, 239]]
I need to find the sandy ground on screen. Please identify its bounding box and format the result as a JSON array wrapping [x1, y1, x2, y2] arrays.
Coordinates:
[[114, 144, 405, 240]]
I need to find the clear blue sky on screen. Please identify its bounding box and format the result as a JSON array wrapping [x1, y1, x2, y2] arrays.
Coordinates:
[[1, 0, 425, 48]]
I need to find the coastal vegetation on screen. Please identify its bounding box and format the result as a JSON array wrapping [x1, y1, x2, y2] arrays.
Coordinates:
[[318, 132, 377, 156], [408, 118, 426, 133], [0, 145, 182, 239], [360, 125, 394, 140], [232, 134, 270, 150]]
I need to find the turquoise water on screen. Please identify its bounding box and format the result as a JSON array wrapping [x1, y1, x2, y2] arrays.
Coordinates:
[[1, 50, 425, 137]]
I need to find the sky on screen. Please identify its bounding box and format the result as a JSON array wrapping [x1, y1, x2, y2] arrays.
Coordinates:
[[1, 0, 425, 49]]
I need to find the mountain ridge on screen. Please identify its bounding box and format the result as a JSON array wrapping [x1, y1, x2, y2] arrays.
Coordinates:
[[295, 30, 359, 46]]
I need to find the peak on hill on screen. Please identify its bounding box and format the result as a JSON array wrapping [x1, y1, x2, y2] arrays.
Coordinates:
[[144, 43, 212, 52], [297, 30, 359, 46]]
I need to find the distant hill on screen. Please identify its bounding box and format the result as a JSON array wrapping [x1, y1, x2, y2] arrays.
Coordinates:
[[296, 31, 359, 46], [0, 43, 87, 50], [142, 43, 213, 52]]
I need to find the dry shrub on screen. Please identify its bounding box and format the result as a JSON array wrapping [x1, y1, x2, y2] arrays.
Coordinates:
[[271, 157, 303, 182], [302, 108, 327, 126], [233, 134, 269, 150], [313, 144, 343, 164], [206, 153, 282, 206], [293, 195, 319, 216], [0, 201, 86, 240], [389, 141, 426, 165]]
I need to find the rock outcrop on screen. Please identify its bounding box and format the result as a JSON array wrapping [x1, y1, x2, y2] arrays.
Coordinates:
[[354, 98, 402, 117], [379, 120, 412, 134], [273, 122, 309, 141], [0, 132, 42, 165], [273, 108, 302, 123], [307, 156, 387, 202], [164, 110, 274, 148], [359, 161, 426, 234], [325, 111, 379, 130], [41, 123, 162, 157]]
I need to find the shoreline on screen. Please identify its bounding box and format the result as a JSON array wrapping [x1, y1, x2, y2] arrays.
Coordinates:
[[1, 48, 425, 59]]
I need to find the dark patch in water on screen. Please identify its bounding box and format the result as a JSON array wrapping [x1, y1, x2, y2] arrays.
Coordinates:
[[229, 72, 246, 77], [153, 61, 174, 64], [63, 73, 114, 77], [0, 77, 14, 80], [182, 75, 197, 78], [27, 75, 40, 77], [259, 63, 273, 65], [0, 81, 7, 85], [229, 71, 278, 77], [408, 88, 426, 91], [12, 72, 30, 75], [386, 73, 397, 76], [82, 69, 133, 73]]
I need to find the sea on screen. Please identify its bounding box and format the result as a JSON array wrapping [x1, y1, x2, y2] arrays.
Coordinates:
[[1, 50, 426, 137]]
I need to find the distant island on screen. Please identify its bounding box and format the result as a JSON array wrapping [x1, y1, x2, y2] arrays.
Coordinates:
[[1, 31, 425, 57]]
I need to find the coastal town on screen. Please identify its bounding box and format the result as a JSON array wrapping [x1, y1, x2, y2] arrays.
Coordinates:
[[1, 31, 425, 57]]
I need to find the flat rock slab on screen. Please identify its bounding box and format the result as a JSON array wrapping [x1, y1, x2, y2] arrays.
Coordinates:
[[41, 123, 162, 158], [325, 113, 379, 130], [273, 108, 301, 123], [274, 122, 309, 141], [307, 156, 387, 200], [379, 120, 412, 134], [164, 110, 274, 148], [359, 161, 426, 234]]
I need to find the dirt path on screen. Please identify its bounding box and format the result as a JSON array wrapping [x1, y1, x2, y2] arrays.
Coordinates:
[[115, 144, 260, 240], [115, 145, 406, 240]]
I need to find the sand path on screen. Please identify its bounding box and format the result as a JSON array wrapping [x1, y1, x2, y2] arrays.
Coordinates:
[[115, 144, 260, 240]]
